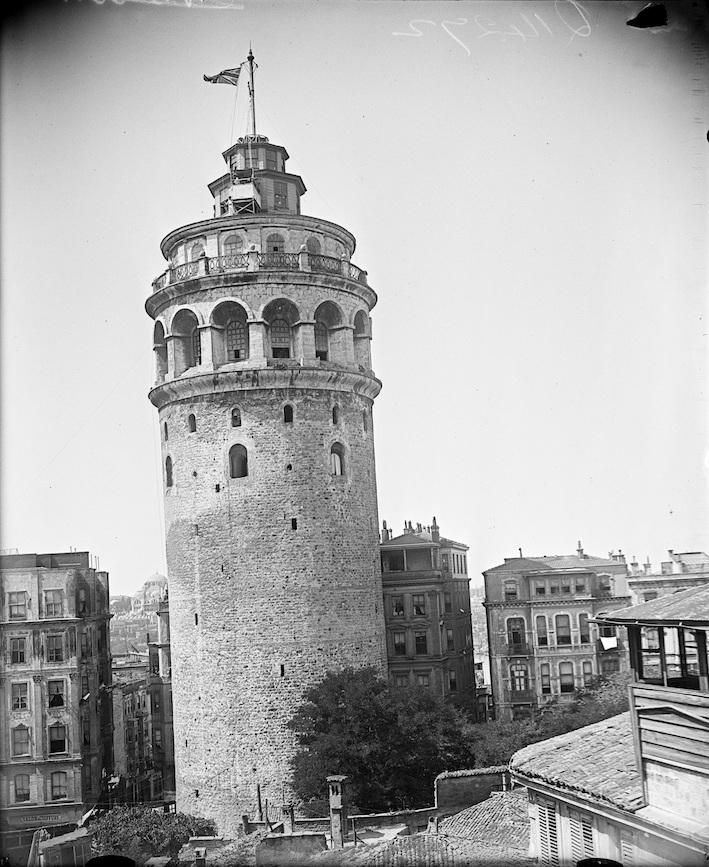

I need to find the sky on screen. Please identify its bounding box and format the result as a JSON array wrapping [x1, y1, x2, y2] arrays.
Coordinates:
[[1, 0, 708, 596]]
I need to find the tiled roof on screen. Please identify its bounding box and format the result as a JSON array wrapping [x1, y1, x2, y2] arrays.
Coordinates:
[[438, 789, 530, 854], [485, 554, 618, 574], [381, 534, 435, 548], [596, 582, 709, 626], [314, 831, 532, 865], [435, 766, 507, 780], [510, 713, 644, 812]]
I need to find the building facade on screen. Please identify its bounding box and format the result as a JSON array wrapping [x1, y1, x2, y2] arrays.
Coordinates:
[[145, 75, 386, 833], [511, 583, 709, 866], [380, 520, 475, 707], [483, 544, 631, 721], [627, 549, 709, 605], [0, 552, 112, 859]]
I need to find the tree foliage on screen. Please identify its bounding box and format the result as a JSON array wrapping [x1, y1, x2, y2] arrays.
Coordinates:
[[90, 805, 215, 865], [288, 667, 475, 812], [463, 670, 632, 767]]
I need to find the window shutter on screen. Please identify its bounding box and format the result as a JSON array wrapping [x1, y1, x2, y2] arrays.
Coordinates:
[[569, 811, 594, 861], [620, 833, 635, 866], [538, 801, 559, 866]]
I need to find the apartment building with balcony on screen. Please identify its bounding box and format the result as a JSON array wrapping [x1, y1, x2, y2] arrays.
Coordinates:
[[0, 551, 112, 862], [510, 582, 709, 865], [380, 519, 476, 709], [483, 543, 630, 721]]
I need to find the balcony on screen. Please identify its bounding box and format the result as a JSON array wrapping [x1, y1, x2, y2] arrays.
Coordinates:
[[151, 250, 368, 293]]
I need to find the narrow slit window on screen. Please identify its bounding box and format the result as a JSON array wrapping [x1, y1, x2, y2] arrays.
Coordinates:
[[283, 404, 294, 423], [330, 442, 345, 476], [188, 414, 197, 433], [332, 406, 339, 424], [165, 456, 173, 488], [231, 408, 242, 427], [291, 518, 298, 530], [163, 422, 168, 440]]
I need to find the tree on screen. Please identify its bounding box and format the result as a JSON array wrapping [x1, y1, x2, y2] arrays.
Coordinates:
[[90, 806, 215, 866], [461, 670, 632, 767], [287, 667, 475, 812]]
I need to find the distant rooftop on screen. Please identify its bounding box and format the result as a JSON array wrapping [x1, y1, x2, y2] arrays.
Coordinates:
[[485, 553, 622, 574], [596, 582, 709, 627], [510, 712, 644, 812], [380, 518, 468, 550]]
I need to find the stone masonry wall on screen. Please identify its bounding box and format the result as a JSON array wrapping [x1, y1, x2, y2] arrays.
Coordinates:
[[159, 381, 386, 836]]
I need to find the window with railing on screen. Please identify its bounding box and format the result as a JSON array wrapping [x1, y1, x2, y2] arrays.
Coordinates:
[[559, 661, 575, 693], [507, 617, 526, 649], [536, 615, 548, 646], [555, 614, 571, 645]]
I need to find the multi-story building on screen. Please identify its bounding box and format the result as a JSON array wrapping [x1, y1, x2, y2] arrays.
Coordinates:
[[380, 519, 476, 708], [627, 549, 709, 605], [0, 551, 112, 860], [511, 583, 709, 865], [110, 589, 175, 807], [144, 54, 386, 834], [483, 543, 630, 721]]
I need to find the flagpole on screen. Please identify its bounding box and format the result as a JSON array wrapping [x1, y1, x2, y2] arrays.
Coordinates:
[[247, 46, 257, 136]]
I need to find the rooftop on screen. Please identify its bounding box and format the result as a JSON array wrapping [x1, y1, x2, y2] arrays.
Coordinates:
[[596, 582, 709, 627], [485, 553, 622, 574], [510, 712, 644, 812], [438, 788, 530, 855]]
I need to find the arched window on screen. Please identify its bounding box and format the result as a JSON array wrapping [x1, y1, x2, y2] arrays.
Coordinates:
[[165, 456, 173, 489], [226, 319, 248, 361], [510, 663, 529, 692], [555, 614, 571, 645], [153, 321, 167, 380], [266, 233, 284, 254], [559, 661, 575, 693], [314, 321, 329, 361], [188, 414, 197, 433], [332, 406, 339, 424], [163, 422, 168, 441], [229, 444, 248, 479], [231, 408, 242, 427], [330, 442, 345, 476], [283, 404, 294, 423], [191, 327, 202, 366], [354, 310, 369, 336], [223, 234, 243, 257], [190, 242, 205, 261], [536, 615, 548, 647], [506, 617, 526, 649], [270, 319, 291, 358], [170, 309, 200, 375], [306, 237, 321, 255]]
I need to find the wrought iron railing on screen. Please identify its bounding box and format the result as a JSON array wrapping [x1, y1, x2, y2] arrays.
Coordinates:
[[310, 254, 343, 276], [170, 261, 200, 282], [208, 253, 249, 272], [151, 250, 369, 291], [257, 252, 299, 270]]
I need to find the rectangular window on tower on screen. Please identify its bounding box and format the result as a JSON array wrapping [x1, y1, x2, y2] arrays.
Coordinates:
[[274, 181, 288, 210]]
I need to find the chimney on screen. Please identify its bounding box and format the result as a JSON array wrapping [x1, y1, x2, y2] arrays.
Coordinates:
[[416, 522, 423, 534], [576, 540, 585, 558], [327, 775, 349, 849], [431, 517, 440, 543], [518, 547, 523, 558], [644, 556, 652, 575], [382, 520, 389, 542]]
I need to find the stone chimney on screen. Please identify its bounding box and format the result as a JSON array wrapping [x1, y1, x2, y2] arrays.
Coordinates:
[[431, 517, 440, 543], [327, 775, 349, 849], [644, 557, 652, 575], [416, 522, 423, 534], [576, 540, 585, 559], [381, 520, 390, 542]]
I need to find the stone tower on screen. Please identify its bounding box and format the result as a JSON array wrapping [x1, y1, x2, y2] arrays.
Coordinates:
[[145, 106, 387, 832]]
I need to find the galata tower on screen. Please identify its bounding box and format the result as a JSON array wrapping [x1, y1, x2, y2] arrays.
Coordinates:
[[145, 55, 386, 834]]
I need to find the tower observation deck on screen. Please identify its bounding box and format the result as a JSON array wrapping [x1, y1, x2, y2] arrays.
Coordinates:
[[145, 97, 387, 833]]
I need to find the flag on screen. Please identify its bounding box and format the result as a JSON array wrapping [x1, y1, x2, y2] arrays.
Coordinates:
[[203, 66, 243, 86]]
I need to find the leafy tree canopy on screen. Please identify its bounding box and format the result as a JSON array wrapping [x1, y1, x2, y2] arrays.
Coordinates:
[[288, 667, 475, 812], [90, 805, 215, 866]]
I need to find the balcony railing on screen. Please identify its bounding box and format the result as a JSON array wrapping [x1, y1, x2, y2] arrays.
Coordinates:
[[151, 250, 369, 293]]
